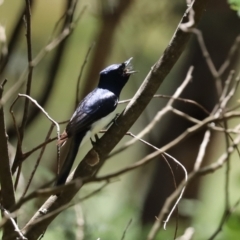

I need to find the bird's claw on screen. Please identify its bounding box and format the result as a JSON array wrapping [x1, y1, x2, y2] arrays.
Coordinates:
[[90, 134, 100, 146], [107, 113, 120, 128], [113, 113, 120, 126]]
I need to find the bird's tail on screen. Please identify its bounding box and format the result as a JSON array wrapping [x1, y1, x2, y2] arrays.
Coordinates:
[[55, 133, 85, 186]]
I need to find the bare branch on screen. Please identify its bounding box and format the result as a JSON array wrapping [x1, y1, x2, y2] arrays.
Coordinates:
[[21, 1, 210, 237], [21, 123, 55, 198], [75, 42, 95, 107], [0, 205, 27, 240], [194, 130, 211, 171], [110, 66, 194, 159], [0, 79, 16, 237]]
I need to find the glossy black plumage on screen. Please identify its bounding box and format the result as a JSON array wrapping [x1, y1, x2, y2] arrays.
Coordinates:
[[56, 58, 135, 186]]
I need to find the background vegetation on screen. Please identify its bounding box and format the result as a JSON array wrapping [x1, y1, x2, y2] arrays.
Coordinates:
[[0, 0, 240, 239]]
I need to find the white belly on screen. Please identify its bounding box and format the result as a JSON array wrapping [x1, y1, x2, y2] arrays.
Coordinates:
[[80, 111, 116, 147]]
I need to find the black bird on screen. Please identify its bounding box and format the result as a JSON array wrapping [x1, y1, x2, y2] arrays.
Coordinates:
[[56, 58, 135, 185]]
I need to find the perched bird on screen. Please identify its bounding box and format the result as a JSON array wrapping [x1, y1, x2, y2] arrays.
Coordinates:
[[56, 58, 135, 185]]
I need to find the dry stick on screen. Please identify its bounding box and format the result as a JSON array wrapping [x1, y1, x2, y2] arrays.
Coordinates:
[[160, 154, 179, 239], [120, 219, 132, 240], [21, 1, 209, 238], [7, 2, 83, 142], [219, 73, 240, 159], [21, 0, 33, 136], [218, 35, 240, 76], [220, 73, 240, 111], [94, 111, 240, 183], [171, 108, 200, 124], [74, 204, 84, 240], [12, 0, 33, 192], [211, 126, 240, 134], [99, 129, 180, 234], [48, 0, 77, 42], [207, 121, 231, 240], [23, 136, 57, 159], [170, 108, 239, 135], [11, 179, 80, 213], [194, 130, 211, 171], [206, 75, 240, 240], [0, 6, 87, 107], [12, 181, 114, 236], [119, 94, 210, 115], [147, 131, 240, 240], [198, 133, 240, 175], [22, 120, 69, 160], [99, 130, 188, 231], [16, 94, 61, 179], [10, 93, 60, 189], [9, 5, 86, 180], [21, 123, 55, 199], [0, 80, 16, 237], [185, 20, 239, 166], [18, 93, 60, 153], [9, 96, 25, 190], [219, 70, 235, 105], [162, 152, 187, 230], [125, 133, 185, 230], [0, 0, 35, 74], [109, 66, 194, 159], [0, 205, 27, 240], [79, 181, 110, 201], [75, 42, 95, 107], [181, 24, 222, 97]]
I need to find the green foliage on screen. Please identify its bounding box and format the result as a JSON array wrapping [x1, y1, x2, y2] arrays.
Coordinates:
[[228, 0, 240, 15]]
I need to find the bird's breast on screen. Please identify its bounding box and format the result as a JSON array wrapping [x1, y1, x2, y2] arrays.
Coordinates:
[[80, 110, 116, 147]]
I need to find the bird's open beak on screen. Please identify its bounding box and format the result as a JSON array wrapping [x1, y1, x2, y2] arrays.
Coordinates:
[[125, 57, 133, 66], [124, 57, 138, 75]]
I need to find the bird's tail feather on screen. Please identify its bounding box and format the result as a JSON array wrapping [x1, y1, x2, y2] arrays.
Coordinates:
[[55, 133, 85, 186]]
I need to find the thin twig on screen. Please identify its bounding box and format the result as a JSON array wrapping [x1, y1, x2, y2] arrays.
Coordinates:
[[0, 6, 87, 107], [23, 137, 57, 159], [109, 66, 194, 159], [194, 130, 211, 171], [0, 205, 27, 239], [162, 152, 188, 230], [17, 93, 60, 167], [21, 0, 33, 140], [218, 35, 240, 76], [21, 123, 55, 199], [75, 42, 95, 107], [120, 219, 132, 240], [119, 94, 210, 115]]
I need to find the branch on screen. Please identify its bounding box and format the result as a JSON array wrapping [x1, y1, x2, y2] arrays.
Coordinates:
[[21, 1, 210, 238], [0, 80, 16, 238], [0, 205, 27, 240], [109, 66, 195, 159]]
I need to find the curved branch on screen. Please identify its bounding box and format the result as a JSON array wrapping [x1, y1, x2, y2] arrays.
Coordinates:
[[21, 1, 209, 238]]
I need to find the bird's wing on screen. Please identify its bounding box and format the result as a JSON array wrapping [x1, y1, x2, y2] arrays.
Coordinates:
[[66, 88, 118, 137]]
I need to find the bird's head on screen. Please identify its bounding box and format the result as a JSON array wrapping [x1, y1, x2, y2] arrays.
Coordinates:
[[99, 58, 136, 95]]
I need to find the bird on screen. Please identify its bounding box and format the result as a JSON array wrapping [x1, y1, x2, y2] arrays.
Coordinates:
[[56, 58, 136, 185]]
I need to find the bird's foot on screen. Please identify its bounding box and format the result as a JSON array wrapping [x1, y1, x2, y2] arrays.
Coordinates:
[[90, 134, 100, 146], [105, 113, 120, 130], [112, 113, 120, 126]]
